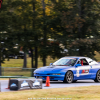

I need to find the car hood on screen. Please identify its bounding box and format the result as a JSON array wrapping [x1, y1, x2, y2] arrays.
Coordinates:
[[34, 65, 72, 73]]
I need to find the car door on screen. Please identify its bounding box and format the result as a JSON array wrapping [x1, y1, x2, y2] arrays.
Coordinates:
[[75, 58, 92, 80]]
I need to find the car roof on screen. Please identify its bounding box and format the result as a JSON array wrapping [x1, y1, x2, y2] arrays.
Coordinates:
[[62, 56, 88, 59]]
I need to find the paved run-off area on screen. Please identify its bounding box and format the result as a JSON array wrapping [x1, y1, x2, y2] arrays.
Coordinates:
[[1, 80, 100, 92]]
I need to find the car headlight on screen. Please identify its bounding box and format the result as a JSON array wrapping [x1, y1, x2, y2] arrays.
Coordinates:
[[52, 74, 61, 75]]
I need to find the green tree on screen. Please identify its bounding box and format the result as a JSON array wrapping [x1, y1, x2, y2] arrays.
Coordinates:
[[0, 0, 21, 75], [10, 0, 43, 69], [51, 0, 100, 59]]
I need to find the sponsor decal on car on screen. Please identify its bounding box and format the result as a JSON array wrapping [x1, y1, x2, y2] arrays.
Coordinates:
[[76, 69, 80, 77], [82, 69, 89, 74]]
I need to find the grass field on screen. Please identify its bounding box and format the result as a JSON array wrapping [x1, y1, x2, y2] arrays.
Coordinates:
[[0, 54, 100, 99], [94, 51, 100, 61], [2, 56, 57, 68], [1, 56, 57, 76], [0, 86, 100, 100], [2, 52, 100, 68], [1, 53, 100, 76]]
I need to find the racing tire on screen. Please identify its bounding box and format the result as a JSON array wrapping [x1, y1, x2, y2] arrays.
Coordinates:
[[63, 71, 74, 83], [94, 70, 100, 82]]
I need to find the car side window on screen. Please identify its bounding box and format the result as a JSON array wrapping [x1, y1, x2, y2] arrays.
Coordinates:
[[82, 59, 89, 65], [86, 58, 98, 65], [77, 59, 89, 66]]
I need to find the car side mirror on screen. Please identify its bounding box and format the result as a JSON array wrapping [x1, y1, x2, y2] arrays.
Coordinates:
[[75, 64, 81, 67], [49, 63, 53, 66]]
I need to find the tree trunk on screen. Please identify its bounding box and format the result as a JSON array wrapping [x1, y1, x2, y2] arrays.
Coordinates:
[[42, 0, 47, 66], [7, 58, 9, 61], [23, 52, 27, 68], [35, 46, 38, 68], [43, 55, 46, 66], [0, 55, 2, 76], [33, 0, 38, 69], [0, 8, 2, 76], [78, 0, 82, 56], [30, 48, 34, 68], [30, 48, 34, 77]]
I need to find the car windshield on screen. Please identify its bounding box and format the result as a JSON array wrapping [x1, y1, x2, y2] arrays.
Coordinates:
[[53, 58, 77, 66]]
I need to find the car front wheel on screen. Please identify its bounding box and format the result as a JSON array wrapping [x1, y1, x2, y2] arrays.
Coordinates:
[[64, 71, 73, 83]]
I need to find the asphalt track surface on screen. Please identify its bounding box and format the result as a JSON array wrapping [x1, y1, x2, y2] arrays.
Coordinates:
[[1, 80, 100, 92]]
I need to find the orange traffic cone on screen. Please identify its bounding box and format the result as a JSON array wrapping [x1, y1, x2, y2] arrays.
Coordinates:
[[45, 76, 50, 87], [5, 78, 10, 89]]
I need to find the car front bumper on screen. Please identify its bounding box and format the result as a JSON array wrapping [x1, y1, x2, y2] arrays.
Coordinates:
[[34, 74, 65, 81]]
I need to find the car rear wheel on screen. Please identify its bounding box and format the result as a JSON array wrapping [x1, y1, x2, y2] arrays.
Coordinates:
[[64, 71, 73, 83], [94, 70, 100, 82]]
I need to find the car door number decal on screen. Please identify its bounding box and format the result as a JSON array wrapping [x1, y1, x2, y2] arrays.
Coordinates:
[[82, 69, 89, 74], [76, 69, 89, 77]]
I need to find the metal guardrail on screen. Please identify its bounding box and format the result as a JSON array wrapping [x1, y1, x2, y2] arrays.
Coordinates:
[[0, 76, 35, 78], [2, 67, 36, 69], [1, 67, 36, 77], [0, 76, 28, 78]]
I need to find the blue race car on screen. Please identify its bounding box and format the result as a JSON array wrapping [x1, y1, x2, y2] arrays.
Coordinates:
[[34, 57, 100, 83]]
